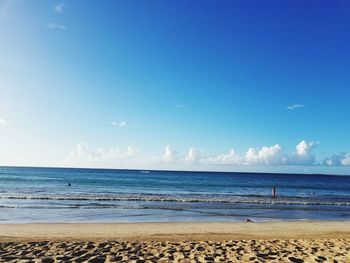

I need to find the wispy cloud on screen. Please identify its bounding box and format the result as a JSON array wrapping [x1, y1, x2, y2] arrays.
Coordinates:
[[112, 121, 127, 128], [287, 104, 305, 110], [0, 117, 7, 125], [46, 23, 66, 30], [175, 104, 189, 110], [54, 2, 64, 13]]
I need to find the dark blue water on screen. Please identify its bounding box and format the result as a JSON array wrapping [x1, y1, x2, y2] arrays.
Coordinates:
[[0, 166, 349, 223]]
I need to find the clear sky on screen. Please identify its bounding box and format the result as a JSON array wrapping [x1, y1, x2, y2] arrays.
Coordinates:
[[1, 0, 350, 174]]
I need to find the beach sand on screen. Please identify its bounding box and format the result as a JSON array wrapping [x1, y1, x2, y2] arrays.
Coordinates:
[[0, 221, 349, 262]]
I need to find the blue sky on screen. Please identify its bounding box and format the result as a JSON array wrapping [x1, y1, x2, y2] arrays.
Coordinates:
[[0, 0, 350, 174]]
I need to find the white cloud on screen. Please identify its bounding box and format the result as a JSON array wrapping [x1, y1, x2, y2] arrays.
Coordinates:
[[0, 118, 7, 125], [287, 104, 304, 110], [159, 143, 297, 166], [160, 146, 202, 164], [70, 142, 89, 160], [207, 149, 242, 165], [123, 146, 137, 159], [257, 144, 286, 165], [46, 23, 66, 30], [112, 121, 127, 128], [289, 140, 318, 165], [324, 153, 350, 166], [296, 140, 316, 155], [343, 155, 350, 166], [245, 148, 260, 164], [54, 2, 64, 13], [208, 142, 317, 166], [242, 145, 286, 165], [186, 147, 200, 164], [163, 145, 178, 162], [69, 143, 138, 163]]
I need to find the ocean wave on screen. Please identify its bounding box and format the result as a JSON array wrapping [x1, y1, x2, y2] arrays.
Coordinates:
[[0, 193, 349, 206]]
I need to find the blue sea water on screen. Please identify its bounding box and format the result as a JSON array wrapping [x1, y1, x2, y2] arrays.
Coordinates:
[[0, 166, 349, 223]]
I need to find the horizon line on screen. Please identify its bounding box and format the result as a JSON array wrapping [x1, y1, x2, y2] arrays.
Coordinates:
[[1, 165, 349, 177]]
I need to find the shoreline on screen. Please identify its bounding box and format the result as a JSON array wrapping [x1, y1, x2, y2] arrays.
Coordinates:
[[1, 220, 350, 242]]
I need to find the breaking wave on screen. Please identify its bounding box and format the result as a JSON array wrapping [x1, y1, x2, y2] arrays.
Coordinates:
[[1, 193, 349, 206]]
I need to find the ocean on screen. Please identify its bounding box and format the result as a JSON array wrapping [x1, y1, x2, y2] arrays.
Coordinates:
[[0, 166, 349, 223]]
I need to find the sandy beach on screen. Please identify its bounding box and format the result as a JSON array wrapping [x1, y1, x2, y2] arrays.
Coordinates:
[[0, 221, 349, 262]]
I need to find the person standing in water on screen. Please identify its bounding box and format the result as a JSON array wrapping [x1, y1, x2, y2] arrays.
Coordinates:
[[272, 186, 276, 198]]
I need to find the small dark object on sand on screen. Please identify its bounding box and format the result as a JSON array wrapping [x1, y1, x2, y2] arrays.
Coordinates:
[[245, 219, 253, 222]]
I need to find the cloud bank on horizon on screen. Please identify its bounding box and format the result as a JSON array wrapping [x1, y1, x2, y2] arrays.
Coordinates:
[[68, 140, 350, 168]]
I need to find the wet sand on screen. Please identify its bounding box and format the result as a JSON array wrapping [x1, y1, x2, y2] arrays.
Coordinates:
[[0, 221, 349, 262]]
